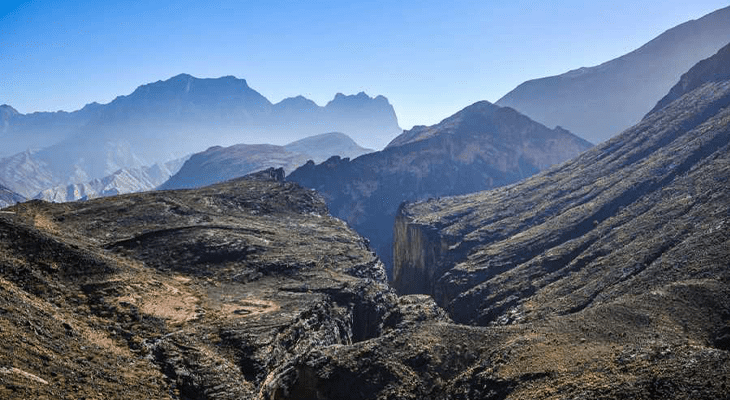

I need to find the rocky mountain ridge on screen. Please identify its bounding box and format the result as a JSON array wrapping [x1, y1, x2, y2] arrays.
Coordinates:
[[288, 101, 592, 273], [2, 57, 730, 396], [496, 5, 730, 144], [35, 159, 187, 202]]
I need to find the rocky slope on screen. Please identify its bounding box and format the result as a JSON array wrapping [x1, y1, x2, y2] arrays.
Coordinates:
[[288, 101, 591, 274], [0, 168, 403, 399], [496, 5, 730, 144], [0, 184, 24, 208], [393, 42, 730, 327], [159, 132, 372, 191]]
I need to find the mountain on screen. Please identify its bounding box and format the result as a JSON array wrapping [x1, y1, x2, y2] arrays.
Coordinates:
[[496, 6, 730, 144], [283, 131, 372, 162], [159, 132, 372, 191], [0, 102, 102, 156], [0, 150, 57, 198], [288, 101, 592, 274], [0, 150, 186, 200], [393, 42, 730, 326], [158, 144, 309, 191], [0, 184, 24, 208], [35, 158, 187, 202], [650, 40, 730, 113], [0, 74, 401, 196]]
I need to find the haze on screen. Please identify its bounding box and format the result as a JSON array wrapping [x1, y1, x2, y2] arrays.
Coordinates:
[[1, 0, 727, 130]]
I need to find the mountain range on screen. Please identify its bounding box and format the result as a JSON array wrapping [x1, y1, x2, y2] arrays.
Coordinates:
[[0, 74, 400, 199], [288, 102, 592, 274], [2, 41, 729, 397], [496, 5, 730, 144]]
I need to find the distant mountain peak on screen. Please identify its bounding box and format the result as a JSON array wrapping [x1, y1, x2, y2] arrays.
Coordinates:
[[0, 104, 19, 115], [274, 95, 319, 109], [328, 91, 378, 105]]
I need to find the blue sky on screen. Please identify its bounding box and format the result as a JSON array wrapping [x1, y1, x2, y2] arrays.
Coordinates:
[[1, 0, 728, 130]]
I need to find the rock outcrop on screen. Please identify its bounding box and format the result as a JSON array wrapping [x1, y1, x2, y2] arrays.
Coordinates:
[[394, 42, 730, 326], [288, 101, 592, 274], [496, 5, 730, 144], [261, 40, 730, 400]]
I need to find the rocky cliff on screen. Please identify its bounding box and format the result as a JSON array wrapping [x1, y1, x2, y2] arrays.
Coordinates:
[[394, 42, 730, 327], [288, 101, 592, 274], [2, 153, 729, 398], [496, 6, 730, 144]]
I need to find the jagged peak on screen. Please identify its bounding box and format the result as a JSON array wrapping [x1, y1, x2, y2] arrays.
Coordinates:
[[326, 91, 395, 110]]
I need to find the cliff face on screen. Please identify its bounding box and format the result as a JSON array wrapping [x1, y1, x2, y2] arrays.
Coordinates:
[[288, 101, 592, 274], [393, 44, 730, 326]]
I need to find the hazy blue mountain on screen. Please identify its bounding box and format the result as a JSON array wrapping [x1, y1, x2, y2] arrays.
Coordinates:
[[0, 184, 25, 208], [35, 158, 187, 202], [0, 102, 102, 157], [0, 74, 400, 196], [496, 6, 730, 144], [288, 101, 592, 275], [283, 132, 372, 162], [160, 132, 372, 190], [650, 41, 730, 113]]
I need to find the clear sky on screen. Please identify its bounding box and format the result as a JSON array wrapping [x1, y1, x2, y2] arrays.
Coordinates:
[[1, 0, 728, 130]]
